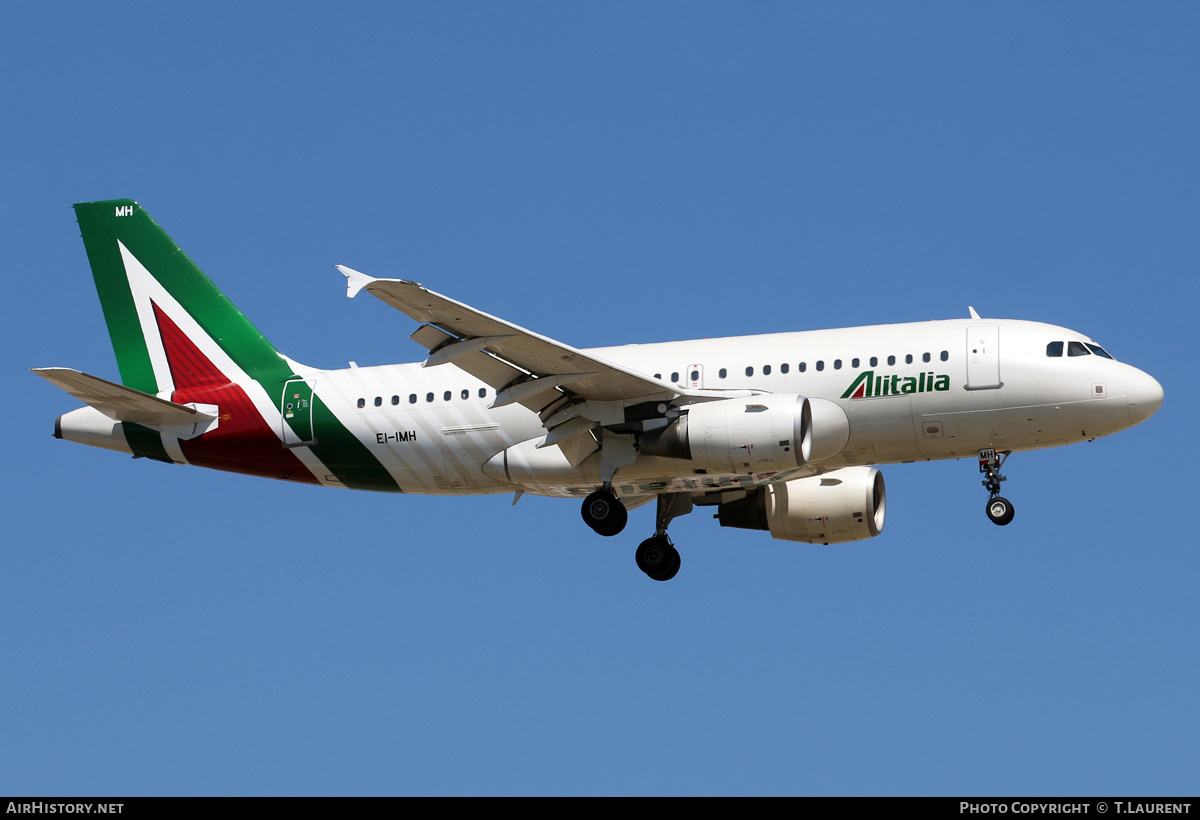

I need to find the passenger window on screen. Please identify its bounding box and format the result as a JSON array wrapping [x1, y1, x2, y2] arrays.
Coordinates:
[[870, 356, 878, 367], [1046, 341, 1064, 357], [444, 391, 452, 401], [654, 373, 662, 380], [834, 359, 842, 370], [461, 389, 469, 400], [746, 367, 754, 377], [719, 368, 727, 379], [1068, 341, 1091, 357], [357, 398, 365, 409], [426, 393, 434, 403], [888, 355, 896, 366], [392, 395, 400, 405], [763, 365, 772, 376], [851, 358, 860, 368], [479, 388, 487, 398], [671, 372, 679, 383], [905, 354, 913, 364], [922, 352, 931, 363], [940, 350, 949, 361], [374, 396, 382, 407], [690, 370, 699, 381], [799, 362, 806, 373], [816, 361, 824, 372], [1086, 343, 1114, 360], [780, 363, 789, 374], [409, 394, 417, 404]]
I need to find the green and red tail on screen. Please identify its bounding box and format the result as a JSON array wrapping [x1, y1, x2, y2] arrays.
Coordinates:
[[66, 200, 397, 490], [74, 200, 294, 395], [72, 199, 322, 480]]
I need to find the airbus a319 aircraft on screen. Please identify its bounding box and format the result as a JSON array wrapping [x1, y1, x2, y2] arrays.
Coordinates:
[[36, 200, 1163, 581]]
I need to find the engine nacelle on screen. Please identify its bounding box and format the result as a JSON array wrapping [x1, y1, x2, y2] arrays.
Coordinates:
[[716, 466, 886, 544], [640, 394, 811, 474], [639, 394, 850, 474]]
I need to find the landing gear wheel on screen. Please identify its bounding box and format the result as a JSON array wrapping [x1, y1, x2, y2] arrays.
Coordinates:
[[659, 546, 681, 581], [636, 535, 681, 581], [582, 490, 627, 536], [594, 506, 628, 537], [985, 496, 1015, 526]]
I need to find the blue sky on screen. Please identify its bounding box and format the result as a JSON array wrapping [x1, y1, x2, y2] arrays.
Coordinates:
[[3, 3, 1197, 795]]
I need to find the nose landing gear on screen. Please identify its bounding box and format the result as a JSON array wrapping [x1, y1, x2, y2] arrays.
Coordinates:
[[979, 448, 1015, 526], [986, 495, 1015, 526]]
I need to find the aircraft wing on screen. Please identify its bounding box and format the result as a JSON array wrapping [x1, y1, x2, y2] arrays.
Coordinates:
[[339, 267, 683, 409], [32, 367, 216, 425]]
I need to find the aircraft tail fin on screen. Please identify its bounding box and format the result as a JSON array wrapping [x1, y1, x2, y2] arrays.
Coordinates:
[[72, 199, 295, 396]]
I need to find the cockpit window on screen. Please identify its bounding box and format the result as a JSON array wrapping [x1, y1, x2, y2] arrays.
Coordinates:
[[1086, 343, 1114, 360], [1067, 341, 1091, 357], [1046, 341, 1063, 357]]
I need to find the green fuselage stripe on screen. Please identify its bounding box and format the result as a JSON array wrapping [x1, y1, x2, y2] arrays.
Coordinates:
[[309, 394, 401, 491]]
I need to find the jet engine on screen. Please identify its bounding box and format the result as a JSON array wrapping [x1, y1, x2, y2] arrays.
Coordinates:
[[716, 466, 886, 544], [639, 394, 849, 473]]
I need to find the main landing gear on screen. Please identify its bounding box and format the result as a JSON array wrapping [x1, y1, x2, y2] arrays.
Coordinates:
[[581, 486, 628, 536], [580, 488, 692, 581], [635, 493, 692, 582], [636, 534, 680, 582], [979, 448, 1015, 526]]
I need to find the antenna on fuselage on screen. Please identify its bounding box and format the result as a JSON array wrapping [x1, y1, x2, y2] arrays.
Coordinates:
[[968, 306, 981, 320]]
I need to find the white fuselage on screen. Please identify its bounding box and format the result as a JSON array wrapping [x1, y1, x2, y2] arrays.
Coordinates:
[[304, 317, 1160, 498]]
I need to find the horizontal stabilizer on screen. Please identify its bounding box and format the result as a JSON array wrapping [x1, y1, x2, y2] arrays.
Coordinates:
[[32, 367, 215, 425]]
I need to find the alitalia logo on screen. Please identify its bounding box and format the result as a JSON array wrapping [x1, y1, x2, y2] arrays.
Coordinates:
[[841, 370, 951, 399]]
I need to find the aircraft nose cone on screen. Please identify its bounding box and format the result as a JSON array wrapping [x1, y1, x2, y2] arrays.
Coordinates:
[[1126, 369, 1163, 426]]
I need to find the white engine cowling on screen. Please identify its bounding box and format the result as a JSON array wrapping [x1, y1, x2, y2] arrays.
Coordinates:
[[684, 394, 810, 473], [639, 394, 850, 474], [716, 466, 886, 544]]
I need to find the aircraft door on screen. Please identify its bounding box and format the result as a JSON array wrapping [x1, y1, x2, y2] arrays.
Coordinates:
[[686, 364, 703, 390], [281, 378, 317, 447], [965, 326, 1002, 390]]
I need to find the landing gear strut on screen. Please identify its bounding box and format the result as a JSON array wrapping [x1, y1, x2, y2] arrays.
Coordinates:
[[581, 486, 628, 536], [979, 448, 1015, 526], [636, 493, 692, 581]]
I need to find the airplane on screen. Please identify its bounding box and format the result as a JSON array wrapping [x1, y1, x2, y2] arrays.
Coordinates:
[[34, 200, 1164, 581]]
